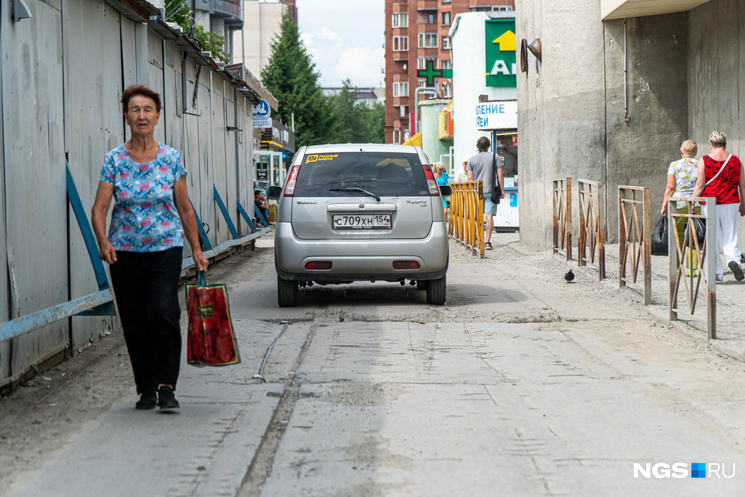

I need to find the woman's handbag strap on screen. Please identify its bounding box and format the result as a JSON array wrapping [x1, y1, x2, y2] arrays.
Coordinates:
[[705, 154, 732, 187]]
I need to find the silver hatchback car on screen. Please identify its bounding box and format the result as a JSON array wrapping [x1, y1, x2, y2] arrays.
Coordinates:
[[274, 144, 451, 307]]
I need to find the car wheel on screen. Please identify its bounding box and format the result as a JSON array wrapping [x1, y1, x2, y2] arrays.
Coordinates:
[[426, 276, 446, 305], [277, 277, 298, 307]]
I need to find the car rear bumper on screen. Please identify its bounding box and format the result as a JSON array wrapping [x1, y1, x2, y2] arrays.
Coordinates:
[[274, 222, 449, 282]]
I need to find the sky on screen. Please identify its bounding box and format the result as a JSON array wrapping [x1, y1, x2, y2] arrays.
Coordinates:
[[297, 0, 385, 89]]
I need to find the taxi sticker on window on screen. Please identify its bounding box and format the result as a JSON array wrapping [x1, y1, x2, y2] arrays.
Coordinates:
[[306, 154, 338, 163]]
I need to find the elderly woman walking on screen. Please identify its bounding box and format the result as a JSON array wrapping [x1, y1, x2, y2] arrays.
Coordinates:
[[693, 131, 745, 282], [661, 140, 699, 274], [92, 84, 209, 410], [433, 162, 449, 219]]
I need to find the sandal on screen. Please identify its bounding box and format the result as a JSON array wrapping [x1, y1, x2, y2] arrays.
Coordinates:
[[485, 242, 493, 250]]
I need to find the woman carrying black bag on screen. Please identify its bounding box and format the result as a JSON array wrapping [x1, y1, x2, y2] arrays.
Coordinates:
[[659, 140, 699, 273]]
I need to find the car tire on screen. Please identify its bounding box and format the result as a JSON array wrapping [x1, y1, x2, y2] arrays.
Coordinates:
[[426, 276, 446, 305], [277, 277, 298, 307]]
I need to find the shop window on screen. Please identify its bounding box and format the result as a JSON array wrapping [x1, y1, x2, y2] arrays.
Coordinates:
[[496, 134, 518, 179]]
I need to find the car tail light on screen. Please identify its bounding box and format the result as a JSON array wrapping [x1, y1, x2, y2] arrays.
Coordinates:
[[305, 261, 332, 270], [422, 165, 440, 196], [393, 261, 420, 269], [284, 166, 300, 196]]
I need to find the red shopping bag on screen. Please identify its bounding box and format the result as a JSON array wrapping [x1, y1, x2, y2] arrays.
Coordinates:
[[186, 272, 241, 366]]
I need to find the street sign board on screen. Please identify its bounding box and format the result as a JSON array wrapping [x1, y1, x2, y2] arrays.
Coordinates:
[[476, 100, 517, 130], [252, 99, 272, 128], [485, 19, 516, 88]]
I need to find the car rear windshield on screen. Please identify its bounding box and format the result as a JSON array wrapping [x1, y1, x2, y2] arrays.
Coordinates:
[[293, 152, 430, 197]]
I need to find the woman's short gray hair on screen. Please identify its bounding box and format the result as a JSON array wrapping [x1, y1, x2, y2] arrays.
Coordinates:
[[433, 162, 445, 172], [709, 131, 727, 147], [680, 140, 697, 157]]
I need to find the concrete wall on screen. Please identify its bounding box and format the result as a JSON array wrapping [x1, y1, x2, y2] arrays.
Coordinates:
[[451, 12, 516, 166], [688, 0, 745, 247], [517, 1, 689, 249]]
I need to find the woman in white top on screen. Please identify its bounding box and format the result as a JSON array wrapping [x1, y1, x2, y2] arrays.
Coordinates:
[[661, 140, 699, 273]]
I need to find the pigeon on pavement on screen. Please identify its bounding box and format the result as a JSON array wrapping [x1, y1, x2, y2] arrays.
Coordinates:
[[564, 269, 575, 283]]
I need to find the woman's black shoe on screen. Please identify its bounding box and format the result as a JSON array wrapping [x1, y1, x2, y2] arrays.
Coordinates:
[[135, 390, 157, 410], [157, 385, 180, 410]]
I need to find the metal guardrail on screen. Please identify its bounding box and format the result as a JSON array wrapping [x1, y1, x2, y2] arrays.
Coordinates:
[[2, 170, 270, 344], [449, 181, 485, 258], [578, 179, 606, 280], [618, 186, 652, 305], [0, 166, 117, 344], [668, 197, 716, 340], [552, 178, 572, 261]]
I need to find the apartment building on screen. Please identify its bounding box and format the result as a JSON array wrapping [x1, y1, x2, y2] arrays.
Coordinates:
[[384, 0, 515, 144], [233, 0, 296, 78]]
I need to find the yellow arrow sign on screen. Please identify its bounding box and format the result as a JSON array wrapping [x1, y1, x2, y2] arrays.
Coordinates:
[[493, 30, 516, 51]]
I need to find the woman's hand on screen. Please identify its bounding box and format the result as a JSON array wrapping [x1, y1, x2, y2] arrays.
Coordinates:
[[98, 240, 117, 264], [661, 205, 667, 216], [91, 181, 115, 263], [193, 250, 209, 272]]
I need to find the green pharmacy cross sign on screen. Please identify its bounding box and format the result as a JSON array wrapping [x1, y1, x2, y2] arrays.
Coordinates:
[[417, 60, 453, 87], [485, 19, 516, 87]]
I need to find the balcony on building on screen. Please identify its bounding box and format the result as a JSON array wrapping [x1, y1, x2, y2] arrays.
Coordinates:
[[211, 0, 243, 28], [393, 51, 408, 62], [393, 97, 410, 108], [417, 0, 438, 11]]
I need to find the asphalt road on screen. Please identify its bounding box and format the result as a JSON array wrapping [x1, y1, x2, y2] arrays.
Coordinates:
[[3, 232, 745, 497]]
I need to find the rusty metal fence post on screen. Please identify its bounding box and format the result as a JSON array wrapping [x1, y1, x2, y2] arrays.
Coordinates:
[[668, 197, 716, 340], [618, 186, 652, 305], [578, 179, 606, 280], [449, 181, 484, 258], [552, 178, 572, 261]]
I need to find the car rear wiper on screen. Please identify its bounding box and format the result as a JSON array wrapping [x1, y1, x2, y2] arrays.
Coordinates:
[[329, 187, 380, 202]]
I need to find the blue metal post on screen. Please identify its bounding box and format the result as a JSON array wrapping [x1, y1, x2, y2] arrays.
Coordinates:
[[189, 199, 213, 251], [236, 200, 257, 233], [213, 185, 239, 239]]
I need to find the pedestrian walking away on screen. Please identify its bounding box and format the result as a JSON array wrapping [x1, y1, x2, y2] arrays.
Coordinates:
[[467, 136, 505, 250], [661, 140, 699, 274], [693, 130, 745, 282], [91, 84, 210, 411]]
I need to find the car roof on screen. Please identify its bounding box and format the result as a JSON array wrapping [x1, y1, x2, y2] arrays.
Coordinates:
[[301, 143, 422, 155]]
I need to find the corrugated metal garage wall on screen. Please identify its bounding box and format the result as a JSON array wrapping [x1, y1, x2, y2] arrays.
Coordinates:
[[0, 0, 257, 386]]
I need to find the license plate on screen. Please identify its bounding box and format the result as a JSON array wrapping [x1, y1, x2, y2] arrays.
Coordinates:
[[333, 214, 391, 229]]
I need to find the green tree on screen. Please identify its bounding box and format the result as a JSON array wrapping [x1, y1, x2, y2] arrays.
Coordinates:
[[360, 101, 385, 144], [261, 14, 331, 147], [326, 79, 385, 144], [165, 0, 230, 64], [326, 79, 365, 143]]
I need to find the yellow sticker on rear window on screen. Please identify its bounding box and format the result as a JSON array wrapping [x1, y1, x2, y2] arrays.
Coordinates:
[[306, 154, 338, 163]]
